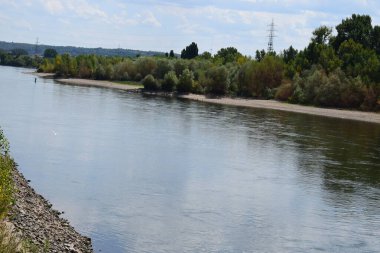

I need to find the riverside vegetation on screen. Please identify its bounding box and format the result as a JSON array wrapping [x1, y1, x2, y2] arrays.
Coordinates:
[[0, 127, 22, 252], [3, 14, 380, 111]]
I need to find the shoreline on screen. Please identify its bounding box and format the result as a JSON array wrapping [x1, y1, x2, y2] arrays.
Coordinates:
[[178, 94, 380, 124], [8, 166, 93, 252], [56, 78, 142, 91], [35, 74, 380, 124]]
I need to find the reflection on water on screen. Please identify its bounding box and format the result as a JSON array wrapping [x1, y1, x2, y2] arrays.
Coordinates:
[[0, 66, 379, 253]]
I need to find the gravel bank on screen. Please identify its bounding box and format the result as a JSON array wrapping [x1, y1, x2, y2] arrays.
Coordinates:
[[7, 166, 93, 253]]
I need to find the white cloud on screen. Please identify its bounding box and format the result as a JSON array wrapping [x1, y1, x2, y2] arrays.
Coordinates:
[[39, 0, 107, 19], [65, 0, 107, 19], [141, 11, 161, 27], [40, 0, 64, 14]]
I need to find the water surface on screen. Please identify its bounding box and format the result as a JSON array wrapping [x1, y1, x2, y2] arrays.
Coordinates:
[[1, 66, 379, 252]]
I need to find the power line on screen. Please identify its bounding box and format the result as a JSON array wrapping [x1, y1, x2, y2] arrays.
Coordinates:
[[267, 19, 276, 53], [34, 37, 39, 55]]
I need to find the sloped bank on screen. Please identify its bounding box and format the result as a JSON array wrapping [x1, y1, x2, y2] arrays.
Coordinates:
[[8, 165, 93, 253]]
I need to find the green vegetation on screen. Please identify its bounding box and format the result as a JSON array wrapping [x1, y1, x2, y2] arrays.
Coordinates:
[[0, 127, 17, 251], [0, 49, 41, 68], [34, 14, 380, 111], [43, 48, 57, 59]]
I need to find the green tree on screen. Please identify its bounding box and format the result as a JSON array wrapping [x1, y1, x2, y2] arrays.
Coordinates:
[[282, 46, 298, 64], [142, 74, 160, 90], [204, 66, 229, 95], [238, 56, 284, 97], [136, 57, 157, 77], [215, 47, 242, 64], [338, 39, 380, 82], [312, 26, 332, 45], [11, 48, 28, 56], [169, 50, 175, 58], [199, 51, 212, 60], [43, 48, 58, 58], [154, 59, 173, 79], [181, 42, 199, 59], [162, 71, 178, 91], [177, 69, 194, 93], [255, 49, 266, 62], [372, 25, 380, 54], [333, 14, 373, 50]]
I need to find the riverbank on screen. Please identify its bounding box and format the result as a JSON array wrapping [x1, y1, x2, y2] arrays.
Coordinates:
[[179, 94, 380, 124], [36, 75, 380, 124], [7, 165, 93, 252]]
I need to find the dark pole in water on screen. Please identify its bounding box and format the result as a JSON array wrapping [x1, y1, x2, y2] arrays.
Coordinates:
[[34, 77, 37, 83]]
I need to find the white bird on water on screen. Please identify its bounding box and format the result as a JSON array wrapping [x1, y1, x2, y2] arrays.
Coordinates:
[[51, 130, 57, 136]]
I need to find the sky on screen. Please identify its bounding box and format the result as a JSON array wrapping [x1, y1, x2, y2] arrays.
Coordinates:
[[1, 0, 380, 56]]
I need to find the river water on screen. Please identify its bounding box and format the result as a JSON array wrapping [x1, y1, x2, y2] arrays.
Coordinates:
[[0, 66, 379, 253]]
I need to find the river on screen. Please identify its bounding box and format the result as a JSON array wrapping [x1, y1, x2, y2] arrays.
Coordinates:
[[0, 66, 379, 253]]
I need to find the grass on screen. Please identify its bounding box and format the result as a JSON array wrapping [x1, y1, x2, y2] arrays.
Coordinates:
[[112, 80, 143, 88]]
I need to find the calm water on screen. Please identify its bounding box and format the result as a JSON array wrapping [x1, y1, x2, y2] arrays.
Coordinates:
[[1, 66, 380, 253]]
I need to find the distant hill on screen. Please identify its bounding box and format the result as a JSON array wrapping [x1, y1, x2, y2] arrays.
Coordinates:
[[0, 41, 165, 57]]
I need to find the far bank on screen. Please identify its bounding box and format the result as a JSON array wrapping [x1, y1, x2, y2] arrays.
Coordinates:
[[33, 74, 380, 125]]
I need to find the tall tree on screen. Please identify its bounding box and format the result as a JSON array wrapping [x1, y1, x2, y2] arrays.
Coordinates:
[[332, 14, 373, 50], [43, 48, 58, 58], [312, 26, 332, 45], [282, 46, 298, 64], [372, 25, 380, 54], [181, 42, 199, 59], [215, 47, 242, 64], [255, 50, 266, 62]]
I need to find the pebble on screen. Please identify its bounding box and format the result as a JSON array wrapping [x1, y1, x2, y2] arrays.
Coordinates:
[[7, 167, 93, 252]]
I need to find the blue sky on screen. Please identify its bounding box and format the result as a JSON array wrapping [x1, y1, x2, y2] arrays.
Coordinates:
[[1, 0, 379, 55]]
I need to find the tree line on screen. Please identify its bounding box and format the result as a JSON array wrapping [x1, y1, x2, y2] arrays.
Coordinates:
[[26, 14, 380, 110]]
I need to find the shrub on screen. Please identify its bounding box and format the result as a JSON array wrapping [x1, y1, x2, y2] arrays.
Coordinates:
[[142, 74, 160, 91], [275, 81, 294, 101], [238, 56, 284, 97], [136, 57, 157, 77], [204, 66, 229, 95], [162, 71, 178, 92], [155, 59, 173, 79], [177, 69, 194, 93]]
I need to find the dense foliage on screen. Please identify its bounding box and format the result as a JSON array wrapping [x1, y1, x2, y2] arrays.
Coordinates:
[[35, 14, 380, 111], [0, 49, 41, 68]]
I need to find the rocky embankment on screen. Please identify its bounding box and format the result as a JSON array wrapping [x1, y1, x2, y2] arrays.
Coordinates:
[[7, 166, 93, 252]]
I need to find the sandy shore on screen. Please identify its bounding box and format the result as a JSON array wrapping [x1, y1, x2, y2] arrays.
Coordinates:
[[179, 94, 380, 124], [35, 75, 380, 124], [56, 78, 142, 91], [27, 72, 56, 78]]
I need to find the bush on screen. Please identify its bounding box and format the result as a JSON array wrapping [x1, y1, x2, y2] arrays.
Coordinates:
[[275, 81, 294, 101], [361, 87, 379, 111], [136, 57, 157, 77], [162, 71, 178, 92], [238, 56, 284, 97], [142, 74, 160, 91], [177, 69, 194, 93], [204, 66, 229, 95], [155, 59, 173, 79], [0, 128, 12, 219], [314, 70, 342, 107]]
